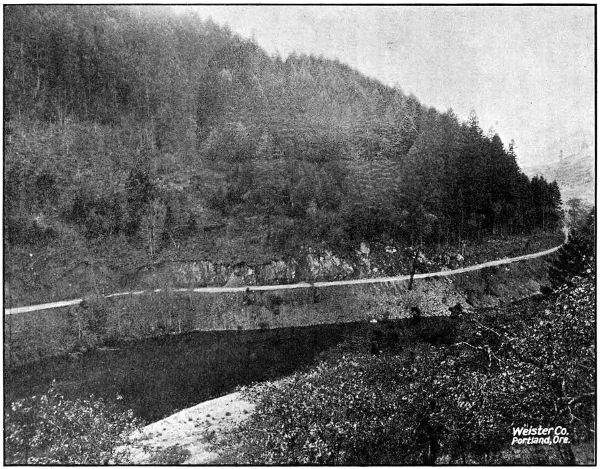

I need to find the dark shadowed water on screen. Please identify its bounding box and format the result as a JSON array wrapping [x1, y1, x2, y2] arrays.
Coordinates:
[[5, 322, 370, 423]]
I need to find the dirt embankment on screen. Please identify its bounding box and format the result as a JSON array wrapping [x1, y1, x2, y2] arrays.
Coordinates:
[[121, 392, 254, 465]]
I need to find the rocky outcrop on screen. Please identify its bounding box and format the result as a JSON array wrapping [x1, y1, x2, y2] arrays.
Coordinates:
[[303, 249, 354, 281], [255, 260, 299, 284], [132, 250, 355, 289]]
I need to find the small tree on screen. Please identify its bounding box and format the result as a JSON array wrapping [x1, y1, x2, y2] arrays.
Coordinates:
[[140, 198, 167, 257]]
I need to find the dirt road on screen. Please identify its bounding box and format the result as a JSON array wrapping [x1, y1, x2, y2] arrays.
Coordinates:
[[5, 243, 562, 315]]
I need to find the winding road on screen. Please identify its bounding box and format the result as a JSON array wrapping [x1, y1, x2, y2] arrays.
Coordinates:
[[4, 241, 564, 316]]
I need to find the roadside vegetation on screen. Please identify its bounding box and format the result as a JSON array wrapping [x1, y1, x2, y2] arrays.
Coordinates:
[[5, 229, 562, 309], [4, 251, 553, 368]]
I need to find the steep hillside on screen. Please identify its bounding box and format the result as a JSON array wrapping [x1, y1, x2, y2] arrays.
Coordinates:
[[4, 6, 563, 304]]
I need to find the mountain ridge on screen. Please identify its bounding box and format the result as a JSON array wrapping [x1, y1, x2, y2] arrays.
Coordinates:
[[522, 151, 594, 204]]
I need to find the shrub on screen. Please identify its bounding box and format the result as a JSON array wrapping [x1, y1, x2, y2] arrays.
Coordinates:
[[67, 297, 111, 350], [223, 347, 438, 465], [68, 189, 125, 239], [5, 215, 57, 245], [5, 384, 143, 464], [432, 277, 594, 462]]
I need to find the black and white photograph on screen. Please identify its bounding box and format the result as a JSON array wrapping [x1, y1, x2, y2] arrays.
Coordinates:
[[3, 3, 596, 465]]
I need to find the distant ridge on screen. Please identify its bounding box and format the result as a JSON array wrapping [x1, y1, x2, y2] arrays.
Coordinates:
[[523, 153, 594, 205]]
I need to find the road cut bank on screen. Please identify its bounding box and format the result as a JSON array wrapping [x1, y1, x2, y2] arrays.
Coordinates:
[[5, 254, 552, 367]]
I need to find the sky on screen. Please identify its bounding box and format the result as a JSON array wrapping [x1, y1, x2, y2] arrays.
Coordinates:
[[175, 5, 594, 166]]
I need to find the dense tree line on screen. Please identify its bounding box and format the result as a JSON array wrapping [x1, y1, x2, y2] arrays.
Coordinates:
[[4, 6, 562, 257]]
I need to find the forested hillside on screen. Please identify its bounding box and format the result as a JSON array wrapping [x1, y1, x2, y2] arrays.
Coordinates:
[[4, 6, 562, 300]]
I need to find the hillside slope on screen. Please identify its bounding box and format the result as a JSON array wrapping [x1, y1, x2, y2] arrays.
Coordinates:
[[4, 5, 562, 304]]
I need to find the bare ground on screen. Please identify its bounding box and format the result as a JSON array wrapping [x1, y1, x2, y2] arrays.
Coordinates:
[[121, 391, 254, 464]]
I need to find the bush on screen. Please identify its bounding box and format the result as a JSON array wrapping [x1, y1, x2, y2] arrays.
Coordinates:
[[68, 189, 125, 239], [433, 276, 594, 462], [223, 349, 436, 465], [5, 384, 143, 464], [4, 215, 57, 245], [68, 297, 111, 349]]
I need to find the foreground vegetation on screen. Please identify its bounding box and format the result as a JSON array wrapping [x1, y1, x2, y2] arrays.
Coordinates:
[[5, 322, 372, 463], [5, 386, 142, 464], [220, 275, 594, 464]]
